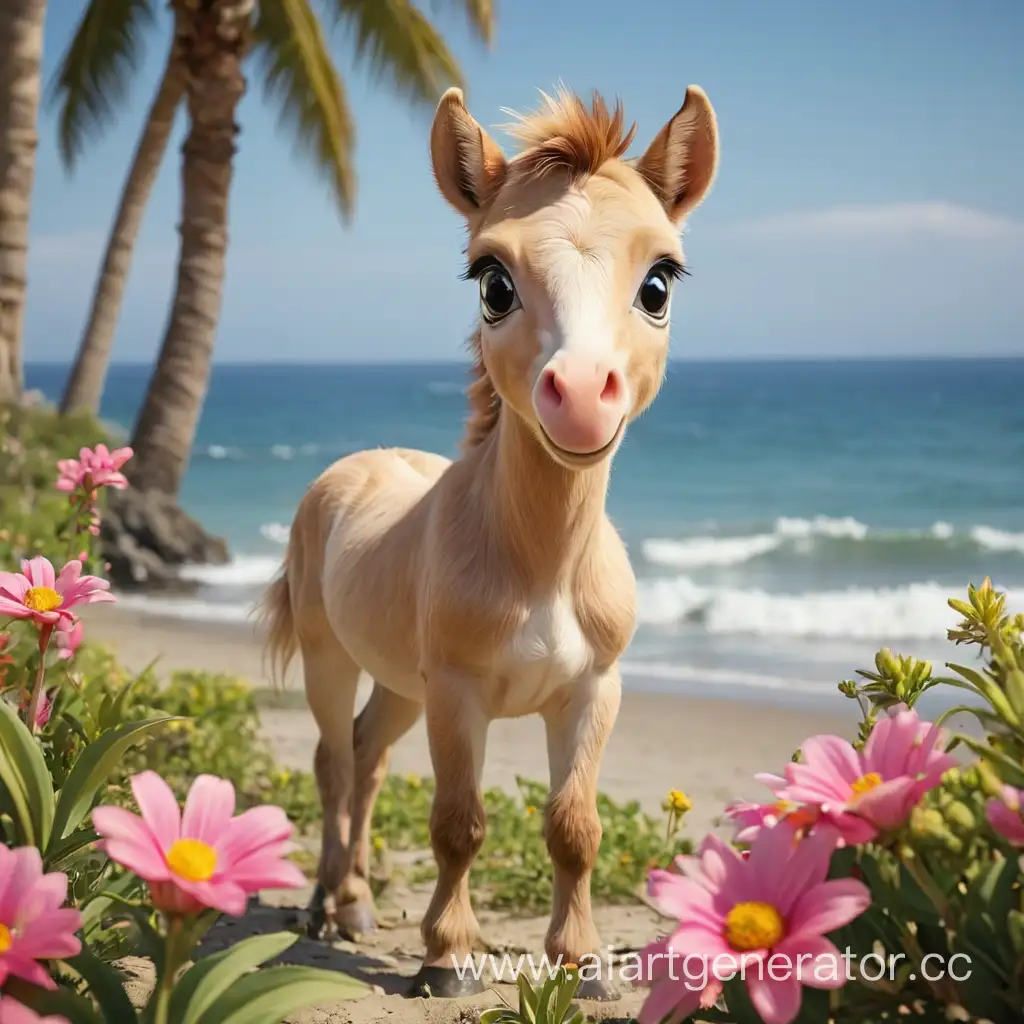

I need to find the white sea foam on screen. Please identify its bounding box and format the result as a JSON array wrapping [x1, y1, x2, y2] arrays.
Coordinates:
[[178, 555, 282, 587], [642, 534, 781, 568], [636, 576, 1024, 639], [970, 525, 1024, 553], [642, 517, 1024, 570], [270, 445, 295, 460], [619, 659, 827, 694], [260, 522, 291, 545]]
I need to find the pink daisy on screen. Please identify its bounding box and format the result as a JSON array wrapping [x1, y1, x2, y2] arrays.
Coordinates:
[[92, 771, 306, 917], [0, 846, 82, 991], [987, 784, 1024, 846], [637, 824, 870, 1024], [55, 444, 133, 493], [776, 705, 956, 842], [0, 557, 113, 629]]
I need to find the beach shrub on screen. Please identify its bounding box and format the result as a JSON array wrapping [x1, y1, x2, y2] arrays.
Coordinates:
[[1, 443, 367, 1022], [630, 578, 1024, 1024]]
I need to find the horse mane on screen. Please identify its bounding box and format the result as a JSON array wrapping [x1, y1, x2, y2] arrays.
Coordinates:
[[460, 88, 636, 452], [460, 328, 501, 453], [502, 86, 637, 184]]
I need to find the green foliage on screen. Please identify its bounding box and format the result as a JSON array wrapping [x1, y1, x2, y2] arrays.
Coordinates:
[[480, 964, 584, 1024], [0, 403, 109, 568]]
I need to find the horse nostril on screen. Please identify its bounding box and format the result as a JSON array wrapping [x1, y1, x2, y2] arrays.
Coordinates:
[[541, 369, 563, 407], [600, 370, 623, 404]]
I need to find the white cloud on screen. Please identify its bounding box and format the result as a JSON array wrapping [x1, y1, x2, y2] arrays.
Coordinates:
[[723, 202, 1024, 243]]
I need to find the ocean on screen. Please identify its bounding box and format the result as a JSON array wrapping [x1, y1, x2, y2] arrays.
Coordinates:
[[25, 358, 1024, 709]]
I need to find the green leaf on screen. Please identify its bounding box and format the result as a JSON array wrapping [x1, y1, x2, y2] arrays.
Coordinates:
[[517, 971, 539, 1023], [44, 825, 101, 871], [252, 0, 355, 217], [45, 0, 156, 169], [63, 948, 138, 1022], [479, 1013, 518, 1024], [170, 931, 299, 1024], [957, 735, 1024, 789], [549, 966, 581, 1024], [0, 696, 55, 848], [9, 982, 105, 1024], [49, 715, 179, 844], [195, 964, 368, 1024]]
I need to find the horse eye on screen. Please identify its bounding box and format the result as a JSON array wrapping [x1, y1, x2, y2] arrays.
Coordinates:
[[480, 267, 518, 322], [635, 269, 671, 319]]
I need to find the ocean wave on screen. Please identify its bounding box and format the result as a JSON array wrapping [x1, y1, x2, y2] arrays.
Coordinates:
[[636, 576, 1023, 639], [619, 659, 827, 694], [260, 522, 291, 545], [642, 517, 1024, 569], [178, 555, 282, 587], [970, 525, 1024, 553]]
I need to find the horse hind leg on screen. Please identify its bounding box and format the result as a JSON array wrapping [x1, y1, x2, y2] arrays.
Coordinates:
[[344, 683, 423, 908], [301, 633, 365, 939]]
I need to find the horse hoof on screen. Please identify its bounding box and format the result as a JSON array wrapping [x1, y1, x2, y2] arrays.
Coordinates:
[[405, 965, 485, 999], [575, 977, 620, 1002], [335, 899, 378, 940]]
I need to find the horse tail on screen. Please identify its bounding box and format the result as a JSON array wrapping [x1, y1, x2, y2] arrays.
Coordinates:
[[258, 566, 297, 691]]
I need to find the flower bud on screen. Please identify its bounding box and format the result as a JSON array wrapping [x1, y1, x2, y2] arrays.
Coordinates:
[[943, 801, 976, 835]]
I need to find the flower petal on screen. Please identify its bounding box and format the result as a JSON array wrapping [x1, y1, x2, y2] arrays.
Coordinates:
[[747, 970, 803, 1024], [787, 878, 871, 939], [218, 805, 292, 864], [130, 771, 182, 850], [181, 775, 237, 843]]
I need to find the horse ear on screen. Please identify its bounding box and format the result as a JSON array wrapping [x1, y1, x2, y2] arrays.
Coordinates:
[[635, 86, 719, 225], [430, 88, 507, 217]]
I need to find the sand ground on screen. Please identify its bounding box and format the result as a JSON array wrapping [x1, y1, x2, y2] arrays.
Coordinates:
[[87, 606, 859, 1022]]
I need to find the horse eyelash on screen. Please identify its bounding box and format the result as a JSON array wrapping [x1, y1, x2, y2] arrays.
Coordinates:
[[461, 255, 503, 281], [655, 257, 689, 280]]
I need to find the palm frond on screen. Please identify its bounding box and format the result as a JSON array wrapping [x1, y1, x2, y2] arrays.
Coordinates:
[[253, 0, 357, 218], [330, 0, 466, 106], [46, 0, 156, 171], [441, 0, 495, 46]]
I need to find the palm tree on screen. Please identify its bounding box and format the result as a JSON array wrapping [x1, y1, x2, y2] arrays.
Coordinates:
[[0, 0, 48, 405], [50, 0, 493, 464]]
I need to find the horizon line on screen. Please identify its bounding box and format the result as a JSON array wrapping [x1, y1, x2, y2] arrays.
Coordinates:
[[24, 353, 1024, 369]]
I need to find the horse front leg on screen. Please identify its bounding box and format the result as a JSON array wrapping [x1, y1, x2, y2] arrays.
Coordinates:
[[542, 665, 622, 1001], [407, 669, 489, 998]]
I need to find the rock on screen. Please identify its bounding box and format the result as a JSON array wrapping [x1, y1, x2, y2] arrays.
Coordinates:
[[101, 488, 230, 590]]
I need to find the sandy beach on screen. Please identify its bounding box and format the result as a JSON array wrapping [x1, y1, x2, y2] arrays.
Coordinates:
[[85, 605, 858, 840]]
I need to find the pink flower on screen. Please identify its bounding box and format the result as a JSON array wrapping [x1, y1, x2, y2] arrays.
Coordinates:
[[637, 825, 871, 1024], [0, 557, 114, 629], [0, 996, 70, 1024], [0, 846, 82, 991], [55, 444, 133, 493], [55, 620, 84, 660], [34, 691, 53, 729], [92, 771, 306, 917], [776, 705, 956, 842], [987, 785, 1024, 846]]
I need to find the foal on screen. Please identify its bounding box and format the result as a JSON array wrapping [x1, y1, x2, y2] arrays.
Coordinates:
[[261, 85, 718, 999]]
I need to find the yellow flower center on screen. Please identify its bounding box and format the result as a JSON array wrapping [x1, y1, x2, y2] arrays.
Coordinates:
[[166, 839, 218, 882], [23, 586, 61, 613], [851, 772, 883, 796], [0, 922, 12, 953], [771, 800, 794, 815], [724, 901, 785, 951]]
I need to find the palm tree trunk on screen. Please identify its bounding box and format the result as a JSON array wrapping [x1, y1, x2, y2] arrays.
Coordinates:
[[0, 0, 46, 405], [60, 49, 185, 417], [127, 0, 251, 495]]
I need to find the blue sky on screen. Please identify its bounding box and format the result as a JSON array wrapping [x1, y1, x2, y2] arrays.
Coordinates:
[[27, 0, 1024, 363]]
